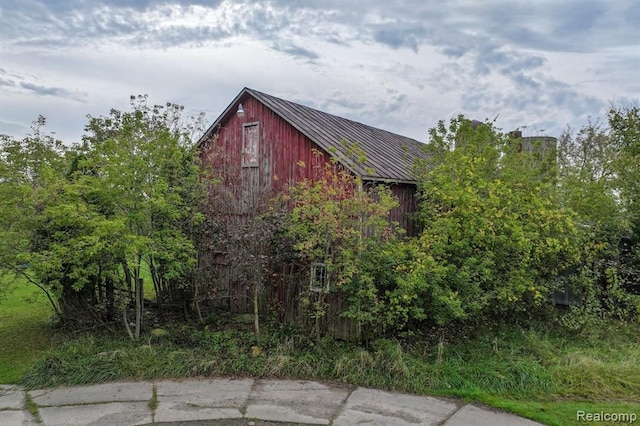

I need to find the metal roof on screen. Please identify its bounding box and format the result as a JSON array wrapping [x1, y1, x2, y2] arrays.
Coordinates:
[[200, 87, 430, 184]]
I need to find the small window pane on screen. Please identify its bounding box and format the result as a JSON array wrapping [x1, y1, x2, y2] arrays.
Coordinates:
[[310, 262, 329, 293]]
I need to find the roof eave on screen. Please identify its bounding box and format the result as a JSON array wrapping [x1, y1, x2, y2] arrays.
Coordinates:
[[197, 87, 251, 148], [361, 176, 419, 185]]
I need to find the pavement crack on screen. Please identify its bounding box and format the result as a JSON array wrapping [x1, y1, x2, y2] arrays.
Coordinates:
[[327, 384, 357, 425], [240, 377, 256, 417], [437, 402, 465, 425], [149, 383, 158, 423], [24, 391, 43, 424]]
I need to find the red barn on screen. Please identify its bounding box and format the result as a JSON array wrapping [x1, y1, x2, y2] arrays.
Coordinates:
[[196, 88, 431, 337], [198, 87, 429, 235]]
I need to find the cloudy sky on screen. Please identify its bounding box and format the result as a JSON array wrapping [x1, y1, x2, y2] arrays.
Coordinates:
[[1, 0, 638, 144]]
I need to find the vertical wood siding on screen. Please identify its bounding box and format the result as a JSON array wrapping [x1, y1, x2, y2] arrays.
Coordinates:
[[199, 94, 420, 339]]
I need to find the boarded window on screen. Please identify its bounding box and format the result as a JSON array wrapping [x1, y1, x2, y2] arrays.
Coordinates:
[[242, 123, 259, 167]]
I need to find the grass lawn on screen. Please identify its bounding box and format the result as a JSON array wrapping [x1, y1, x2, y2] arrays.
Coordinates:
[[0, 276, 55, 383]]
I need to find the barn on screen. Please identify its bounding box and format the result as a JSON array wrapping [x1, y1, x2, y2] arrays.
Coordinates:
[[196, 88, 430, 338], [198, 87, 430, 235]]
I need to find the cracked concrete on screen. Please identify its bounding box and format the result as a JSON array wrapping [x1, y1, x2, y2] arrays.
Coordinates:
[[0, 379, 544, 425]]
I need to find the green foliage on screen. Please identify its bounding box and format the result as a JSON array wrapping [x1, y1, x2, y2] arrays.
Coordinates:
[[0, 97, 206, 333], [557, 119, 622, 242], [609, 104, 640, 240], [556, 107, 640, 324], [409, 117, 582, 324], [0, 117, 68, 316], [286, 154, 425, 334], [79, 95, 206, 301]]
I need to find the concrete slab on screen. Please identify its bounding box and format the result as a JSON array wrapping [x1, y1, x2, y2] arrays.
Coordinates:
[[30, 382, 152, 406], [38, 401, 152, 426], [0, 385, 24, 410], [0, 409, 37, 426], [154, 378, 252, 423], [245, 379, 352, 425], [155, 405, 243, 423], [155, 378, 253, 406], [333, 387, 458, 426], [444, 404, 544, 426]]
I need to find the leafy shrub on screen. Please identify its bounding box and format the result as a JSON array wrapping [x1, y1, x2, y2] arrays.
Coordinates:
[[409, 117, 582, 325]]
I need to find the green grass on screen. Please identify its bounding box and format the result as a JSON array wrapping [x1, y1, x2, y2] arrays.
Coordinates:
[[23, 392, 42, 423], [0, 276, 55, 383], [17, 319, 640, 425]]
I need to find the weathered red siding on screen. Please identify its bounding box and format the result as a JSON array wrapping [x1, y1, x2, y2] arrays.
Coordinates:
[[198, 93, 421, 338], [390, 183, 419, 237], [201, 95, 334, 209]]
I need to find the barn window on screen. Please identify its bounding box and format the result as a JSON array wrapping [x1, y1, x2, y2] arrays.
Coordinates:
[[242, 122, 259, 167], [310, 262, 329, 293]]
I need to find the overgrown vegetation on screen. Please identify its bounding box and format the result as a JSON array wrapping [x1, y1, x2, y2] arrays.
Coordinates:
[[1, 97, 640, 425], [0, 98, 206, 338], [19, 318, 640, 426]]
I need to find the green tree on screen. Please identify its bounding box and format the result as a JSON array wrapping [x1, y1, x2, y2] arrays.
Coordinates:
[[77, 95, 205, 338], [557, 119, 623, 243], [609, 104, 640, 240], [409, 117, 581, 325], [0, 98, 206, 338], [286, 152, 424, 338], [0, 117, 67, 318]]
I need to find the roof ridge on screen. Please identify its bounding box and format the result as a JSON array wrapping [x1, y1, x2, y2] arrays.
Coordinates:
[[201, 87, 430, 183], [245, 87, 423, 144]]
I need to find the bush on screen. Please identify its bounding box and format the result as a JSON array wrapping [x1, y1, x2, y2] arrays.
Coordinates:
[[409, 117, 582, 325]]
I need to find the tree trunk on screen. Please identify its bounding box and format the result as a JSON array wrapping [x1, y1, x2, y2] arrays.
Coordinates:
[[106, 276, 115, 322], [135, 276, 143, 340], [134, 255, 143, 341], [253, 281, 260, 340]]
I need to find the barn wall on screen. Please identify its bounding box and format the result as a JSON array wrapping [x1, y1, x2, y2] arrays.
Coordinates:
[[200, 95, 335, 210], [389, 183, 419, 237], [198, 95, 418, 339]]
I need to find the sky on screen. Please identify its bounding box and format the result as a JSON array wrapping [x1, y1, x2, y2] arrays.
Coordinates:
[[1, 0, 639, 145]]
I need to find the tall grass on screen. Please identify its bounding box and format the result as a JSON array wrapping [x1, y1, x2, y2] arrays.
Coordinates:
[[19, 319, 640, 425]]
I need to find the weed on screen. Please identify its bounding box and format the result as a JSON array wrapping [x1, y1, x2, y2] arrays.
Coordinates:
[[149, 384, 158, 412], [24, 392, 42, 423], [14, 316, 640, 426]]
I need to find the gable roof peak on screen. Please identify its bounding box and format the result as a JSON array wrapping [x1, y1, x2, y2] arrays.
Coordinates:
[[202, 87, 430, 183]]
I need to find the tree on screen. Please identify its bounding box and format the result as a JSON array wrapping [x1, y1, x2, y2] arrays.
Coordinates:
[[77, 95, 205, 338], [408, 117, 582, 325], [0, 117, 67, 318], [286, 151, 423, 338], [0, 98, 206, 338], [609, 104, 640, 241], [557, 119, 623, 244]]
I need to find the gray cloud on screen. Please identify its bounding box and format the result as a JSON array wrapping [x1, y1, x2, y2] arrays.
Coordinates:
[[0, 0, 636, 144], [19, 82, 73, 98], [272, 43, 319, 61], [552, 0, 606, 38], [0, 78, 16, 88], [372, 23, 428, 52], [0, 68, 86, 102], [3, 0, 636, 54], [625, 2, 640, 24]]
